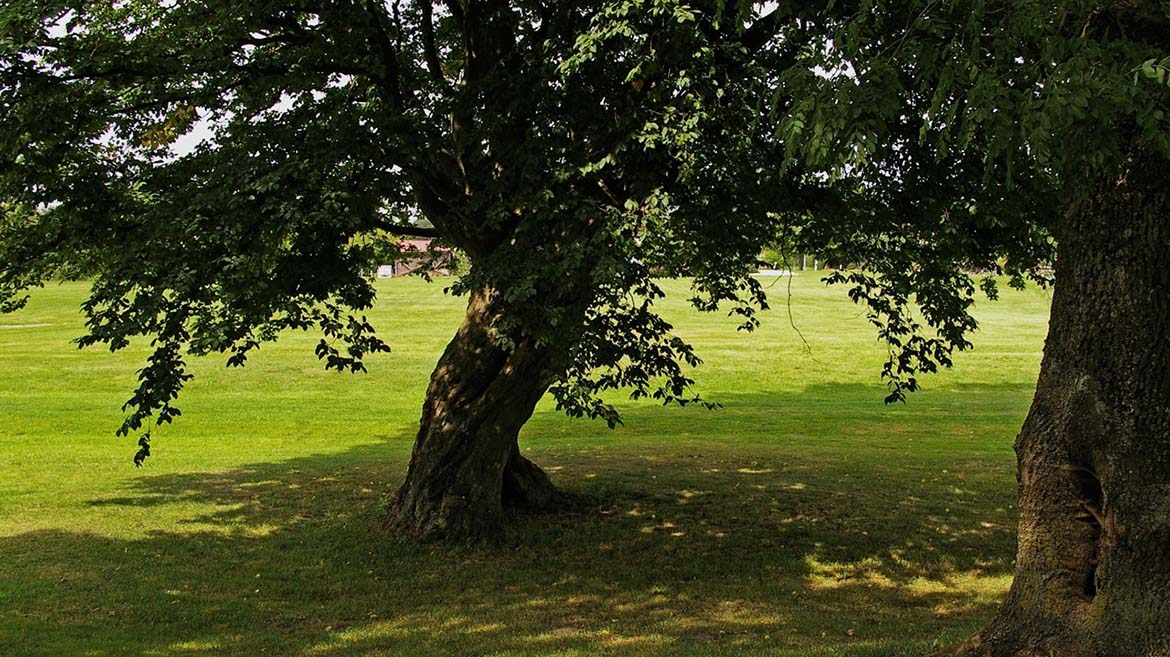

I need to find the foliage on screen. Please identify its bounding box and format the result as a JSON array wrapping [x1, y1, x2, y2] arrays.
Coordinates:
[[0, 1, 829, 449], [7, 0, 1155, 449], [767, 0, 1169, 403]]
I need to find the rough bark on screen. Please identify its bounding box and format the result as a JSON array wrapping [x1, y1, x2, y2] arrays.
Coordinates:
[[386, 288, 564, 542], [957, 149, 1170, 655]]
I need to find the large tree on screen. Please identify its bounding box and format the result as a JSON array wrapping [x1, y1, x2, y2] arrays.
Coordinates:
[[782, 2, 1170, 653], [0, 1, 836, 541]]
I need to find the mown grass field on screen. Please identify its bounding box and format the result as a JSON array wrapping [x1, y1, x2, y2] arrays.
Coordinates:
[[0, 274, 1051, 657]]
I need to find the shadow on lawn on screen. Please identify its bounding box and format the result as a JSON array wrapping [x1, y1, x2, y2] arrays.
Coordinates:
[[2, 387, 1022, 657]]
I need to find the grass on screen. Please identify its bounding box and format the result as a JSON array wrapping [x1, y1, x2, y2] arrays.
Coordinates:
[[0, 274, 1051, 657]]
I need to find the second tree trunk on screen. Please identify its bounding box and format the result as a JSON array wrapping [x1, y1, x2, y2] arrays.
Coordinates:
[[958, 147, 1170, 655]]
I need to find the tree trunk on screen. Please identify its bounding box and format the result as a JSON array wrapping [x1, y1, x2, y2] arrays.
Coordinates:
[[387, 288, 564, 542], [957, 149, 1170, 655]]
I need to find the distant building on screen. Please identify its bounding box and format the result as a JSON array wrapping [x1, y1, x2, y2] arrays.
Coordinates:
[[385, 238, 454, 277]]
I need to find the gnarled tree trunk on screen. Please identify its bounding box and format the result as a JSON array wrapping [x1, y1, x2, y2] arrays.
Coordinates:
[[387, 288, 565, 542], [958, 149, 1170, 655]]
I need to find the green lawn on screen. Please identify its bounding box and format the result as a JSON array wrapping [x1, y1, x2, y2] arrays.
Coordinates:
[[0, 274, 1051, 657]]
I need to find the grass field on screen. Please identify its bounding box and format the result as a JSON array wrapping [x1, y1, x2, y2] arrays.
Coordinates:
[[0, 274, 1051, 657]]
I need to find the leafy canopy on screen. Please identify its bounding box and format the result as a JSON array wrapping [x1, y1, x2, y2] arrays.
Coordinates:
[[9, 1, 1151, 446], [1, 1, 838, 447]]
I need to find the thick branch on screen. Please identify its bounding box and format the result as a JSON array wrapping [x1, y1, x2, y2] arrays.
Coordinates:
[[363, 0, 406, 107], [742, 8, 787, 52], [420, 0, 449, 86]]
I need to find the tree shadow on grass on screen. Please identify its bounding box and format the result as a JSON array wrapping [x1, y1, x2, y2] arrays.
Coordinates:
[[1, 385, 1023, 657]]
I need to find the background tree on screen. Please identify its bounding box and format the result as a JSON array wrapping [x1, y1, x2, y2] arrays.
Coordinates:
[[0, 1, 836, 541], [777, 2, 1170, 654]]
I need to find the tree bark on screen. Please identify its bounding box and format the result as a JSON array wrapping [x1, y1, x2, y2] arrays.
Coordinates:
[[957, 148, 1170, 654], [386, 288, 564, 542]]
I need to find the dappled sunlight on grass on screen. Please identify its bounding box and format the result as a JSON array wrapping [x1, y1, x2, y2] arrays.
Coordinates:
[[803, 554, 1012, 617], [159, 640, 229, 654], [0, 439, 1018, 656]]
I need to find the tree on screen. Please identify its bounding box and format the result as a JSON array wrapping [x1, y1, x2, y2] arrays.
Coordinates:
[[779, 2, 1170, 653], [0, 1, 832, 541]]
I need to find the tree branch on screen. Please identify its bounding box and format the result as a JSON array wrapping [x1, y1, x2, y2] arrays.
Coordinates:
[[741, 8, 787, 52], [374, 220, 440, 238], [420, 0, 449, 86], [363, 0, 406, 107]]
